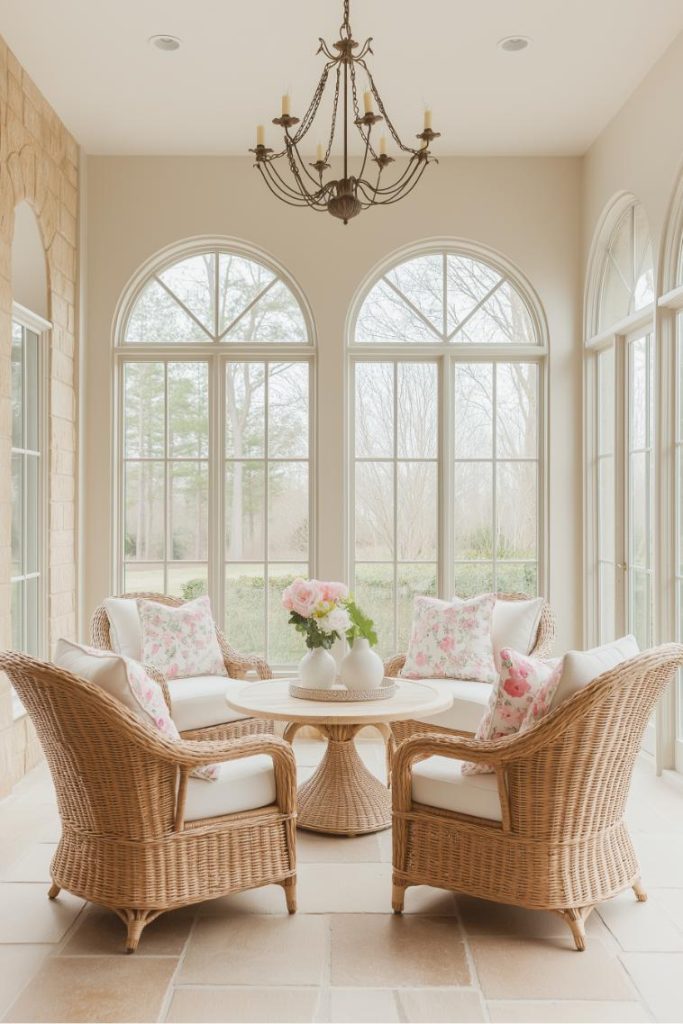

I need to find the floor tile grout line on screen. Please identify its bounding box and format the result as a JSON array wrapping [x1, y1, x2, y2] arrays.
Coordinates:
[[617, 950, 678, 1023], [157, 908, 200, 1024], [453, 895, 491, 1024]]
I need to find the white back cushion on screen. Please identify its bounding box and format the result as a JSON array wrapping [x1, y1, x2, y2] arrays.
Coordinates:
[[104, 597, 142, 660], [492, 597, 544, 666], [550, 634, 640, 710]]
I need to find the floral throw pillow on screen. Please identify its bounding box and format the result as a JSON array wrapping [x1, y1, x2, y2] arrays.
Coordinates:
[[461, 649, 563, 775], [400, 594, 498, 684], [54, 639, 217, 781], [137, 595, 226, 680]]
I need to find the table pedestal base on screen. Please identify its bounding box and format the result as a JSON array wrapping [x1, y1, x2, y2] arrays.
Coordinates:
[[284, 722, 392, 836]]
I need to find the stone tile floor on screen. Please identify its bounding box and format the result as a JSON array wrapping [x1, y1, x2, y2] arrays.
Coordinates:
[[0, 739, 682, 1022]]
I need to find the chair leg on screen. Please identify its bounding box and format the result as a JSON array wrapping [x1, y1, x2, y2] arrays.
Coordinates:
[[633, 878, 648, 902], [118, 909, 158, 954], [47, 883, 60, 900], [392, 881, 406, 915], [280, 877, 297, 914], [556, 908, 588, 951]]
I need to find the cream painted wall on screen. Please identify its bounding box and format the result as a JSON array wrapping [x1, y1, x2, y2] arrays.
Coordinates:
[[84, 154, 582, 652], [582, 31, 683, 273]]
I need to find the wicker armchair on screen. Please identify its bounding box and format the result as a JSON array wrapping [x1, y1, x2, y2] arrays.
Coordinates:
[[385, 592, 556, 746], [392, 643, 683, 951], [0, 651, 297, 953], [91, 592, 273, 742]]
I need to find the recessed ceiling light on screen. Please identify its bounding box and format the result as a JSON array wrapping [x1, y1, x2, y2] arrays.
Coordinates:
[[149, 34, 181, 52], [498, 36, 531, 53]]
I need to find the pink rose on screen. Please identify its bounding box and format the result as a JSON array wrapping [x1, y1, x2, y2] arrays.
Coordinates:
[[282, 578, 322, 618], [502, 672, 531, 698], [415, 651, 428, 667], [438, 635, 454, 653], [319, 580, 349, 603]]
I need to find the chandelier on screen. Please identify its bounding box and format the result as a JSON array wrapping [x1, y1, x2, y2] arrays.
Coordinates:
[[249, 0, 440, 224]]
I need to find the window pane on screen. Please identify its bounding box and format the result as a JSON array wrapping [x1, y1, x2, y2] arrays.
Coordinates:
[[222, 279, 307, 342], [454, 562, 494, 598], [24, 330, 39, 452], [497, 363, 537, 458], [169, 462, 208, 560], [630, 568, 651, 648], [354, 563, 394, 657], [125, 278, 209, 343], [225, 461, 265, 560], [11, 322, 23, 448], [124, 363, 165, 457], [167, 564, 208, 601], [225, 564, 265, 656], [629, 337, 648, 450], [398, 564, 437, 652], [355, 363, 394, 458], [397, 363, 437, 458], [629, 452, 648, 570], [599, 562, 616, 642], [397, 462, 436, 560], [355, 462, 393, 560], [633, 203, 654, 309], [454, 363, 493, 459], [268, 564, 308, 664], [158, 253, 216, 334], [598, 457, 615, 562], [598, 347, 615, 455], [225, 362, 265, 458], [25, 455, 39, 575], [168, 362, 208, 458], [268, 363, 309, 458], [124, 563, 164, 593], [453, 281, 535, 345], [124, 461, 165, 560], [446, 255, 501, 335], [496, 462, 537, 559], [355, 279, 439, 343], [11, 580, 23, 651], [219, 254, 275, 334], [496, 562, 538, 595], [268, 462, 308, 560], [386, 254, 443, 334], [11, 454, 23, 576], [454, 462, 493, 559]]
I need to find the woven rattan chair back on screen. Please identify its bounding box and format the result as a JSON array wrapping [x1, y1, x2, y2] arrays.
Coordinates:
[[1, 651, 177, 841]]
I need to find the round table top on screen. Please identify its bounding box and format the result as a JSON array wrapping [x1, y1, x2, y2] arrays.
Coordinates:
[[226, 678, 453, 725]]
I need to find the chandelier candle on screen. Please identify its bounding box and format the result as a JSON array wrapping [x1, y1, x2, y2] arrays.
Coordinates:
[[248, 0, 440, 223]]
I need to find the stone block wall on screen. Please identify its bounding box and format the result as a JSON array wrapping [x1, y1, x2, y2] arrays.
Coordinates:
[[0, 37, 79, 795]]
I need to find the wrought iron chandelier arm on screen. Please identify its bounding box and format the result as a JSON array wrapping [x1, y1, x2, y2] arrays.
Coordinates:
[[359, 61, 421, 156], [358, 153, 422, 198], [257, 165, 314, 208], [367, 160, 429, 206], [263, 153, 320, 202]]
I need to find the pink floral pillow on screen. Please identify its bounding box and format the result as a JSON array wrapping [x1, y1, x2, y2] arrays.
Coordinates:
[[401, 594, 498, 684], [137, 595, 226, 680], [461, 649, 563, 775], [54, 639, 217, 781]]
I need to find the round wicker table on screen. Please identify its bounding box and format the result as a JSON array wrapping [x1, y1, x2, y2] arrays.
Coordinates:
[[226, 679, 452, 836]]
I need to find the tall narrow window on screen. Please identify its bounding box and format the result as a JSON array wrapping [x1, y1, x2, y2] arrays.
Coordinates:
[[11, 319, 43, 656], [586, 199, 655, 653], [118, 245, 313, 666], [351, 247, 545, 655]]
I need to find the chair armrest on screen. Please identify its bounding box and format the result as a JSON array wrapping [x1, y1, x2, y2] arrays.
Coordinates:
[[384, 653, 406, 678], [173, 733, 297, 821], [215, 626, 273, 680]]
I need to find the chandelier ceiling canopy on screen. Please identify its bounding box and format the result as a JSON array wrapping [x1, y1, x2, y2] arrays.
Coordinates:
[[249, 0, 440, 224]]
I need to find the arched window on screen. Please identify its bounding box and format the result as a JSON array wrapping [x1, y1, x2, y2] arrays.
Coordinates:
[[349, 243, 546, 656], [116, 242, 313, 666], [585, 197, 655, 653]]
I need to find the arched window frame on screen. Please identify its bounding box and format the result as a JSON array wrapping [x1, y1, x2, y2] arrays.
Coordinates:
[[659, 168, 683, 773], [346, 239, 548, 656], [113, 237, 316, 667]]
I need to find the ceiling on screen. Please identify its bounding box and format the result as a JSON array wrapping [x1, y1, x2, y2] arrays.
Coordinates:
[[1, 0, 682, 156]]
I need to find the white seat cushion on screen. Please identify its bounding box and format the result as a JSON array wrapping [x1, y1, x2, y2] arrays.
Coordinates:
[[412, 756, 502, 821], [413, 679, 493, 734], [184, 755, 276, 822], [167, 675, 249, 732]]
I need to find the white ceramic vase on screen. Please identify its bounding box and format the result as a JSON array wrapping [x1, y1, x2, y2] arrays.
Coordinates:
[[298, 647, 337, 689], [340, 637, 384, 691]]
